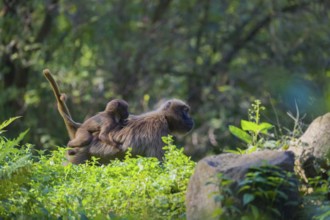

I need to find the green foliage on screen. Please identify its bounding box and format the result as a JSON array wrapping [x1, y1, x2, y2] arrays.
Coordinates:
[[0, 117, 32, 178], [0, 117, 33, 211], [0, 116, 21, 134], [307, 176, 329, 199], [238, 165, 299, 219], [212, 165, 299, 220], [228, 100, 275, 154], [210, 173, 239, 220], [298, 172, 330, 220], [0, 124, 195, 219]]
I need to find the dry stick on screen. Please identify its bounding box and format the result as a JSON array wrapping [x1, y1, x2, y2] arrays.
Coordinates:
[[43, 69, 80, 139]]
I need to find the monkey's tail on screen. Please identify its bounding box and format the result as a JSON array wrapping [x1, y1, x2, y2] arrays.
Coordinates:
[[43, 69, 72, 118], [43, 69, 80, 139]]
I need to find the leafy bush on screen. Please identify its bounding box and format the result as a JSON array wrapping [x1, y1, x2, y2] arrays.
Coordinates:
[[238, 165, 299, 219], [210, 173, 239, 219], [0, 118, 195, 219], [211, 165, 299, 220], [0, 117, 33, 208], [298, 173, 330, 220]]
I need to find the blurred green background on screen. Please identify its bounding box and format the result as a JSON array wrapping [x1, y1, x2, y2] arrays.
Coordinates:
[[1, 0, 329, 159]]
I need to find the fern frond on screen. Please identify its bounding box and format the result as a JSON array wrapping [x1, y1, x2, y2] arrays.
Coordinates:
[[0, 116, 22, 134]]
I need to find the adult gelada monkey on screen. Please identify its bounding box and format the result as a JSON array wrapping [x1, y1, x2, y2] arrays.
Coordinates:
[[88, 99, 194, 162], [43, 69, 194, 164]]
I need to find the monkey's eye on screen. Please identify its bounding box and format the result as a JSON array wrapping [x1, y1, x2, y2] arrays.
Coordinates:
[[182, 106, 189, 113]]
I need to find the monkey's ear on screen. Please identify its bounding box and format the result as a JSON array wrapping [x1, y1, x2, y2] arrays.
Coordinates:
[[115, 101, 120, 108], [162, 101, 172, 110]]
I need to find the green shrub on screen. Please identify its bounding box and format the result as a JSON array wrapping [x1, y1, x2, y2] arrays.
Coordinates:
[[0, 118, 195, 219], [299, 173, 330, 220], [212, 165, 299, 220], [238, 165, 299, 220], [0, 117, 33, 209]]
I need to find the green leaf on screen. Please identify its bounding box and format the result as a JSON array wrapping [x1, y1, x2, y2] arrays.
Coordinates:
[[241, 120, 259, 132], [238, 185, 251, 193], [246, 145, 258, 154], [13, 129, 29, 144], [212, 208, 223, 218], [229, 126, 252, 144], [241, 120, 273, 134], [251, 205, 260, 218], [243, 193, 255, 206], [224, 148, 245, 155], [258, 122, 273, 134], [0, 116, 22, 134]]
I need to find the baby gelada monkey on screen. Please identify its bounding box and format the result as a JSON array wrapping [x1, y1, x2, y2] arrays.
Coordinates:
[[68, 99, 129, 148]]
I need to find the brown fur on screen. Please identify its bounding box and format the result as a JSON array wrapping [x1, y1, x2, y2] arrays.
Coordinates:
[[87, 99, 194, 162], [67, 99, 128, 148]]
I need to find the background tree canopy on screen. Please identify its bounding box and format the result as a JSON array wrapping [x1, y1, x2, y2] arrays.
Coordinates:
[[1, 0, 329, 159]]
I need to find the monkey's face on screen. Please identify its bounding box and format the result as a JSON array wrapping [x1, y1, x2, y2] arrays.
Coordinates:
[[164, 100, 194, 134], [118, 104, 129, 119], [106, 100, 129, 117]]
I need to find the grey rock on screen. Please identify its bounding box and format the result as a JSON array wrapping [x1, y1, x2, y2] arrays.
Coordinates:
[[186, 150, 296, 220], [289, 113, 330, 177], [299, 113, 330, 159]]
